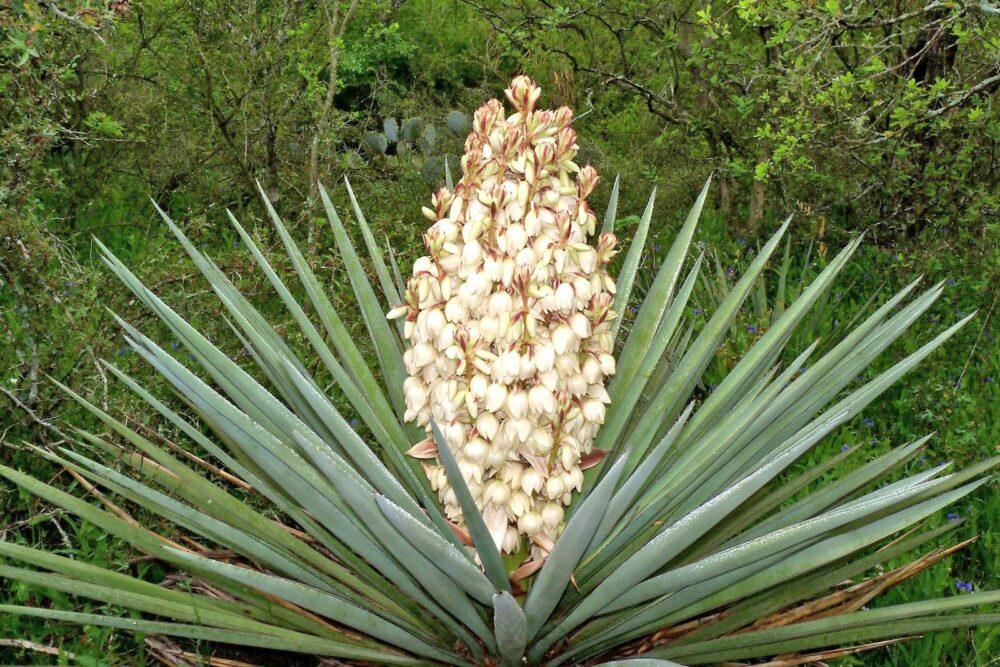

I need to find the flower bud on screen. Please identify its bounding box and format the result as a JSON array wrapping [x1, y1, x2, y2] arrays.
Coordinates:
[[541, 502, 564, 528], [518, 511, 543, 535]]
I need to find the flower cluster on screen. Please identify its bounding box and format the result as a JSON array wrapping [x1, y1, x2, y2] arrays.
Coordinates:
[[388, 76, 617, 554]]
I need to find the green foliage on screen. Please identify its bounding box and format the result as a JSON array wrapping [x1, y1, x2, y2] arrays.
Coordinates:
[[1, 0, 997, 663]]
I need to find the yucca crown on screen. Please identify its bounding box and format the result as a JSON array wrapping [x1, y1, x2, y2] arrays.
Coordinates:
[[0, 76, 994, 667]]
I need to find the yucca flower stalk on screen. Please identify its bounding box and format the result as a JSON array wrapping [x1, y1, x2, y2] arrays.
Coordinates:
[[390, 76, 617, 555], [0, 77, 996, 666]]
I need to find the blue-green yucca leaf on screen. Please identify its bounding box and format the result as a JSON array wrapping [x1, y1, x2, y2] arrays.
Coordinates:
[[595, 660, 687, 667], [376, 494, 496, 604], [608, 186, 656, 340], [690, 434, 926, 559], [586, 179, 710, 498], [673, 614, 1000, 665], [531, 408, 855, 658], [108, 320, 462, 627], [556, 479, 991, 661], [0, 563, 305, 637], [494, 591, 528, 666], [604, 178, 709, 417], [49, 444, 341, 594], [97, 224, 467, 598], [603, 474, 985, 615], [289, 431, 495, 656], [223, 208, 444, 525], [618, 214, 792, 477], [37, 416, 418, 626], [581, 284, 967, 588], [523, 453, 629, 638], [652, 592, 1000, 664], [101, 361, 267, 490], [590, 256, 702, 489], [600, 173, 621, 234], [580, 480, 986, 656], [681, 519, 969, 644], [660, 343, 820, 520], [166, 547, 466, 664], [590, 402, 695, 550], [0, 605, 424, 665], [0, 541, 336, 637], [676, 235, 863, 447], [733, 434, 933, 543], [343, 176, 403, 312], [54, 372, 463, 638], [430, 420, 512, 594], [224, 208, 399, 439], [248, 185, 401, 429], [317, 182, 408, 412]]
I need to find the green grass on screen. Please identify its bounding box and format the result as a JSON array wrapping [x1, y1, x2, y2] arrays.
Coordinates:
[[1, 188, 997, 664]]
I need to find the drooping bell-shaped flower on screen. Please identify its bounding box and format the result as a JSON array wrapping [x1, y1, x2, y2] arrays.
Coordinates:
[[389, 76, 618, 555]]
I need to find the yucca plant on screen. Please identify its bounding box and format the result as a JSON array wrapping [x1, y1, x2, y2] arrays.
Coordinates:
[[1, 76, 996, 666]]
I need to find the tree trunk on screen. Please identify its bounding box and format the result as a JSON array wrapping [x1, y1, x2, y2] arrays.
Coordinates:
[[747, 148, 767, 229]]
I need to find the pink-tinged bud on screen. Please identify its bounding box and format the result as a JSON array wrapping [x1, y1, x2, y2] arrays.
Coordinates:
[[577, 165, 600, 199], [557, 127, 578, 156], [535, 141, 557, 168]]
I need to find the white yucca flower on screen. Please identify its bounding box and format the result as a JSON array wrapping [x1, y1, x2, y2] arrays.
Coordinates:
[[389, 76, 619, 553]]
